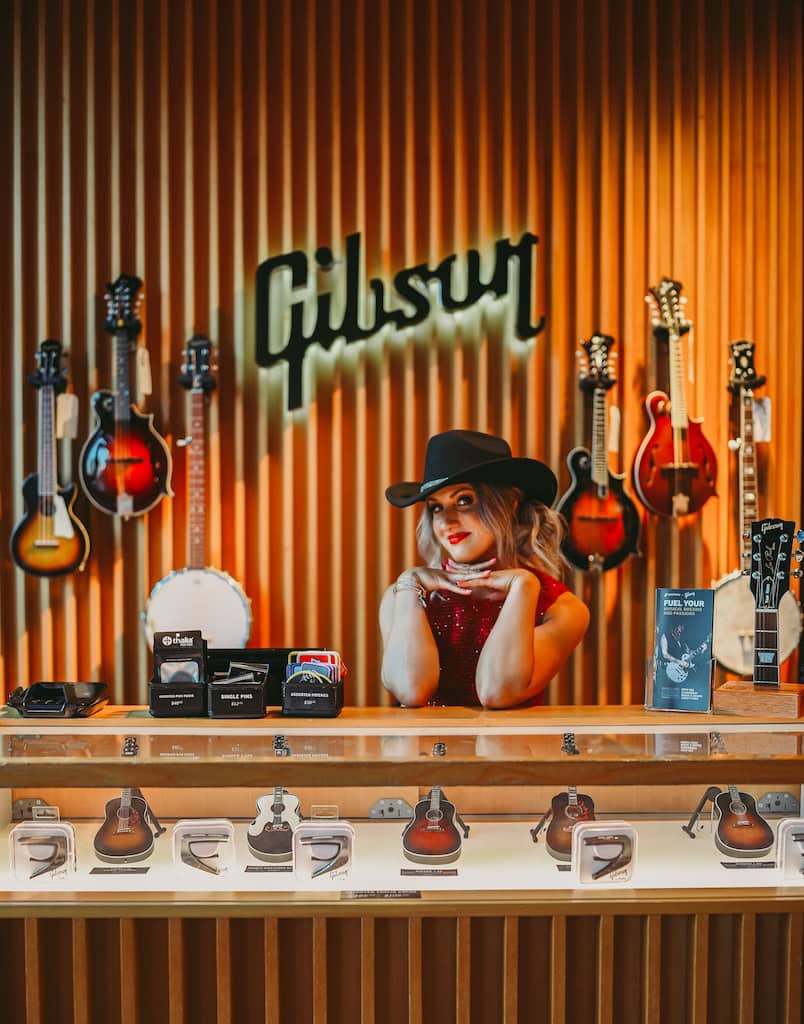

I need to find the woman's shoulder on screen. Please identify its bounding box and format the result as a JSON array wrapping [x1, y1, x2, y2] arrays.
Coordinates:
[[526, 567, 571, 609]]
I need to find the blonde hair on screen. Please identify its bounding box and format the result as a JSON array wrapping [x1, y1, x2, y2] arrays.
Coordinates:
[[415, 481, 567, 578]]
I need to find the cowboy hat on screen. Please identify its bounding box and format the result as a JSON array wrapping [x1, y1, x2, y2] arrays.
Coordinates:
[[385, 429, 557, 508]]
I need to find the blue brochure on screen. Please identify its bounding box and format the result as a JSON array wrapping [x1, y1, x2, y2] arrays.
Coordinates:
[[649, 588, 714, 712]]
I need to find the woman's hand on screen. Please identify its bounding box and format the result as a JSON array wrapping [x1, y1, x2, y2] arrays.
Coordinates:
[[398, 561, 494, 598], [443, 560, 540, 600]]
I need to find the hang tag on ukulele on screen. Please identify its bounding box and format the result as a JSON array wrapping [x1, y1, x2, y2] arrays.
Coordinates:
[[52, 494, 76, 540], [55, 393, 78, 440], [752, 398, 771, 442], [136, 345, 153, 401]]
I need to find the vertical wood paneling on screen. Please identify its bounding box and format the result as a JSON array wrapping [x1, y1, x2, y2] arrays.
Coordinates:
[[0, 0, 801, 705]]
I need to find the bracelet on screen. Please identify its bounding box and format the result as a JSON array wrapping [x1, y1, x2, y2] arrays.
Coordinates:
[[392, 579, 428, 609]]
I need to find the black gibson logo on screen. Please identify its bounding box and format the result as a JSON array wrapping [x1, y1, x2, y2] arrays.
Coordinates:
[[256, 231, 545, 410]]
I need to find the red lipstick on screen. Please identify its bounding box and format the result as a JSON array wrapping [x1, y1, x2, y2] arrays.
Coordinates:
[[448, 532, 470, 544]]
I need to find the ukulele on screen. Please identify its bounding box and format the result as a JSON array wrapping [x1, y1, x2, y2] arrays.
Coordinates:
[[401, 786, 469, 865], [142, 335, 251, 648], [93, 788, 164, 863], [247, 787, 302, 862], [79, 274, 173, 517], [749, 518, 802, 688], [713, 785, 774, 858], [713, 349, 801, 675], [10, 340, 90, 576], [632, 278, 717, 517], [556, 333, 640, 571], [544, 786, 596, 862]]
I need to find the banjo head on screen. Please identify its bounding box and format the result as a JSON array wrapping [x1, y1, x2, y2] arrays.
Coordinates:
[[712, 570, 800, 676], [143, 567, 252, 649]]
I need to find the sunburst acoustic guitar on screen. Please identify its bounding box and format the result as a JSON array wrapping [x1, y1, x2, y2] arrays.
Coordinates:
[[10, 339, 90, 576]]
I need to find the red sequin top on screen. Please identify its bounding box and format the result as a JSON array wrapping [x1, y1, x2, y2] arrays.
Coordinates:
[[424, 569, 569, 707]]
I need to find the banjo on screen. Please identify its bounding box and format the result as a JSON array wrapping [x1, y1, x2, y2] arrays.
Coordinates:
[[142, 335, 251, 649], [712, 341, 800, 674]]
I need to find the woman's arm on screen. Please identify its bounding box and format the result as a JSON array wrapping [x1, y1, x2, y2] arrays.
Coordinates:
[[475, 578, 589, 708], [379, 574, 440, 706]]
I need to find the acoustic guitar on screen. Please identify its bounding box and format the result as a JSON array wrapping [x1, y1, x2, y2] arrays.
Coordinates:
[[93, 788, 164, 863], [247, 787, 302, 862], [712, 355, 801, 676], [141, 335, 251, 648], [713, 785, 774, 858], [401, 786, 468, 865], [555, 333, 640, 572], [632, 278, 717, 517], [544, 786, 596, 862], [79, 274, 173, 517], [10, 340, 90, 576]]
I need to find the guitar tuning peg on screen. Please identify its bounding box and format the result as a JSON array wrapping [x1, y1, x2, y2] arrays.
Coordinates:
[[796, 529, 804, 543], [643, 295, 651, 304], [742, 529, 751, 539], [795, 549, 804, 562], [792, 570, 803, 580]]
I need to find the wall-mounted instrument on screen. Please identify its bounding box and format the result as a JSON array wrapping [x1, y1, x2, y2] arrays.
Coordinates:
[[713, 785, 774, 858], [79, 274, 173, 517], [141, 334, 252, 648], [748, 518, 802, 687], [544, 786, 596, 862], [93, 788, 165, 862], [10, 340, 90, 576], [401, 786, 469, 865], [632, 278, 717, 517], [247, 787, 302, 862], [555, 333, 640, 571], [712, 344, 800, 675]]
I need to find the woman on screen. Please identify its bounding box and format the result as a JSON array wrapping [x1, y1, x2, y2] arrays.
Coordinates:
[[380, 429, 589, 708]]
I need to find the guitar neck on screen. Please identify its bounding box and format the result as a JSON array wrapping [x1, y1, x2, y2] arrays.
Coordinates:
[[590, 390, 608, 491], [272, 786, 283, 827], [754, 608, 780, 686], [567, 785, 578, 808], [727, 784, 742, 805], [114, 335, 132, 425], [38, 385, 57, 500], [667, 331, 689, 429], [187, 388, 207, 569], [738, 389, 758, 550]]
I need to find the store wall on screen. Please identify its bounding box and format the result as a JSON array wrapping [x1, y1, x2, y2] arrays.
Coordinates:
[[1, 0, 802, 705]]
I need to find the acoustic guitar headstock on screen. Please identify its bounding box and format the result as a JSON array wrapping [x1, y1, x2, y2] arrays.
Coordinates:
[[28, 339, 67, 395], [103, 274, 144, 341], [577, 332, 617, 394], [728, 340, 766, 393], [747, 518, 803, 610], [179, 334, 217, 394]]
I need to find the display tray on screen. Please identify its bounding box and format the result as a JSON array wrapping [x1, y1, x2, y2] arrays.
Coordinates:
[[1, 818, 803, 895]]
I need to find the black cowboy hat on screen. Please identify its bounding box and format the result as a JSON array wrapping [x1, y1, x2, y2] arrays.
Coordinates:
[[385, 429, 557, 508]]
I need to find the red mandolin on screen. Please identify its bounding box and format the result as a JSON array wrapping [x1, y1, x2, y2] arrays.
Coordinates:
[[632, 278, 717, 517], [79, 274, 173, 518], [556, 333, 640, 572]]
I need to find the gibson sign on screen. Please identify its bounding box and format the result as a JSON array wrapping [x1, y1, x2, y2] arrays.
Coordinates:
[[255, 231, 545, 410]]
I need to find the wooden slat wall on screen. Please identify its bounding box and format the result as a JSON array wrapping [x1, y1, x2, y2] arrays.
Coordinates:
[[0, 0, 801, 706], [1, 910, 802, 1023]]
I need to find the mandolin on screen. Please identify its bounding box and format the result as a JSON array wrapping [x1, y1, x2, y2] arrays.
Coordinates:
[[556, 333, 640, 572], [713, 785, 774, 858], [141, 335, 251, 648], [401, 786, 469, 865], [544, 786, 596, 862], [247, 786, 302, 862], [10, 340, 90, 576], [712, 344, 800, 675], [79, 274, 173, 517], [93, 788, 164, 863], [632, 278, 717, 517], [748, 518, 802, 688]]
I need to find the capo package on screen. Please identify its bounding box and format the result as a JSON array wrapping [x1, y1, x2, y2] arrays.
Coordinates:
[[10, 821, 76, 881], [172, 820, 235, 876], [572, 821, 637, 885], [293, 821, 354, 882], [773, 819, 804, 881]]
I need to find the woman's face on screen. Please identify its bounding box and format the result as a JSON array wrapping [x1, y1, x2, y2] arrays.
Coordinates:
[[426, 483, 496, 564]]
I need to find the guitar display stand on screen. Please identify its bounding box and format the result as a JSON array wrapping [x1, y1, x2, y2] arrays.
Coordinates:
[[712, 679, 804, 719]]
